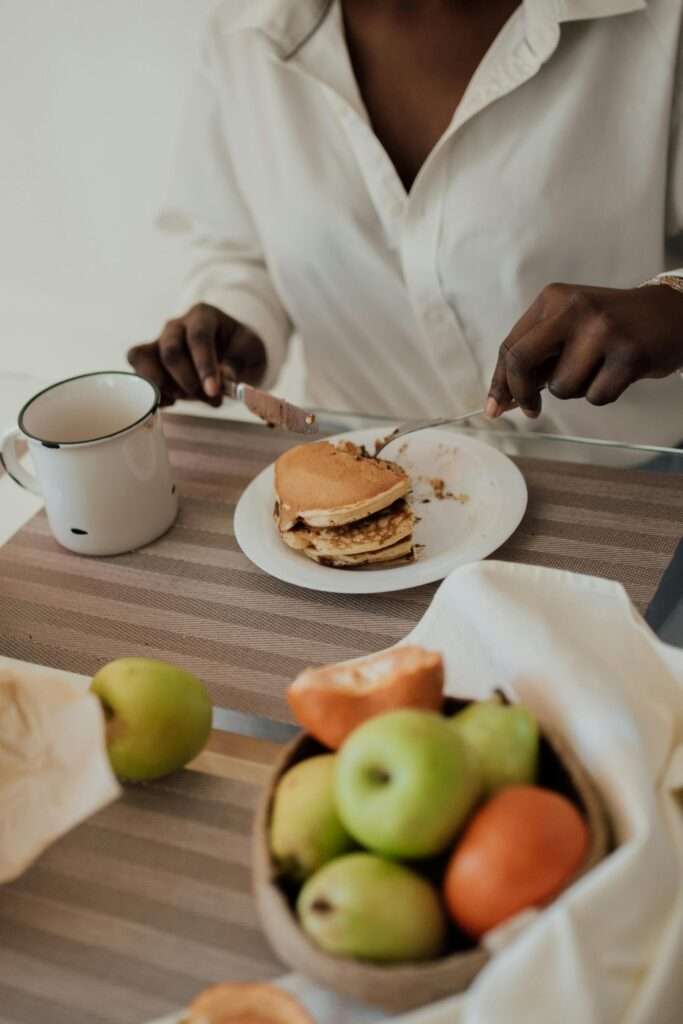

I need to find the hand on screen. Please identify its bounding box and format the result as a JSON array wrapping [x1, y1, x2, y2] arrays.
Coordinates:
[[128, 303, 267, 406], [486, 283, 683, 418]]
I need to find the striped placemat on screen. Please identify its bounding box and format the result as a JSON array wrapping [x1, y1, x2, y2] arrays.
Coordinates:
[[0, 770, 280, 1024], [0, 414, 680, 721]]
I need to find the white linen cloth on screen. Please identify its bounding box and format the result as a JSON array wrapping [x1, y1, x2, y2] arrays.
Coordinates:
[[159, 0, 683, 446], [273, 561, 683, 1024], [0, 660, 120, 883]]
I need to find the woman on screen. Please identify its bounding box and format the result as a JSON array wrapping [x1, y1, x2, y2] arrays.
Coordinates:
[[128, 0, 683, 444]]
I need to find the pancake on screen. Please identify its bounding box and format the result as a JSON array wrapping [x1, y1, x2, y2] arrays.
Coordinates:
[[275, 440, 410, 530], [302, 536, 415, 568], [274, 439, 417, 570], [280, 499, 415, 558]]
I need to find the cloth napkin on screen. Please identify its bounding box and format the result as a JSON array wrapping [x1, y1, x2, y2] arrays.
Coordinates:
[[277, 561, 683, 1024], [0, 660, 121, 883]]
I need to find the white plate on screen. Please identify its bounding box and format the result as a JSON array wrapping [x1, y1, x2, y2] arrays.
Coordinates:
[[234, 427, 527, 594]]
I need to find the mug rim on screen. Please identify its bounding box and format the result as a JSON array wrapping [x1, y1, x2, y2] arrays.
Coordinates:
[[18, 371, 161, 448]]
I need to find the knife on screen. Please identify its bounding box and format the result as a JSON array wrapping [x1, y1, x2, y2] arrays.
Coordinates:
[[221, 366, 318, 435]]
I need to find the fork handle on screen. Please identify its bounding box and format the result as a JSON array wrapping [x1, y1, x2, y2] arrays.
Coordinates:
[[373, 411, 483, 456]]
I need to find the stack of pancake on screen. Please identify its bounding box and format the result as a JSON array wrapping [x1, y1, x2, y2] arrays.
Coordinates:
[[274, 440, 416, 568]]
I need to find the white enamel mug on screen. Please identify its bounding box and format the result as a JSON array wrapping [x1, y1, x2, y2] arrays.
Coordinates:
[[0, 372, 178, 556]]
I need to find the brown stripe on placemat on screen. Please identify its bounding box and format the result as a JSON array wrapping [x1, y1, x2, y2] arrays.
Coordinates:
[[0, 771, 281, 1024], [0, 415, 680, 721]]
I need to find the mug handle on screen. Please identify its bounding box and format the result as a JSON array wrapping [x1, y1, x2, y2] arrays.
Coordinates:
[[0, 428, 41, 494]]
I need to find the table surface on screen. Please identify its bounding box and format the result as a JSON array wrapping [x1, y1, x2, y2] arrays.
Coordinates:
[[1, 405, 682, 1023], [2, 405, 682, 746]]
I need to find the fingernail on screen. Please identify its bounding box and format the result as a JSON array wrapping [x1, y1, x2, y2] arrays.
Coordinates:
[[521, 406, 540, 419], [203, 376, 220, 398], [484, 397, 500, 419]]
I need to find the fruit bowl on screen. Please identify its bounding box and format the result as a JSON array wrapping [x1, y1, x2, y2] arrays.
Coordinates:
[[252, 699, 610, 1012]]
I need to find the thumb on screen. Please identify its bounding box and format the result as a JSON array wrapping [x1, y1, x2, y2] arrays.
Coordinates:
[[221, 322, 267, 386]]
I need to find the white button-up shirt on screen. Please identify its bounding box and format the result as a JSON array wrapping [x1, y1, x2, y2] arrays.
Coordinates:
[[160, 0, 683, 444]]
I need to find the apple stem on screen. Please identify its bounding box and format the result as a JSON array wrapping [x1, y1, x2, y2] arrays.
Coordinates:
[[97, 696, 115, 720], [493, 688, 511, 706]]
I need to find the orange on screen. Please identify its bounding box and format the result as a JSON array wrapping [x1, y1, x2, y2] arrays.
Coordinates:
[[444, 785, 589, 939], [184, 983, 313, 1024], [287, 645, 443, 749]]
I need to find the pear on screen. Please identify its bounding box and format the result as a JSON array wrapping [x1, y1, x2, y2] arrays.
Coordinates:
[[449, 695, 539, 797], [270, 755, 354, 882], [298, 852, 446, 962], [91, 657, 212, 781]]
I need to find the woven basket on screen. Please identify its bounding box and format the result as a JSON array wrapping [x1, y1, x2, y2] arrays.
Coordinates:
[[253, 699, 610, 1012]]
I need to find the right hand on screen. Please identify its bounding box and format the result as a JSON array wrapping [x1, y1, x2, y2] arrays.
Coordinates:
[[128, 303, 267, 406]]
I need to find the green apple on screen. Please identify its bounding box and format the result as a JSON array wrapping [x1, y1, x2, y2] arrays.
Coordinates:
[[335, 709, 481, 859], [270, 755, 355, 882], [298, 852, 446, 962], [449, 696, 539, 797], [90, 657, 212, 781]]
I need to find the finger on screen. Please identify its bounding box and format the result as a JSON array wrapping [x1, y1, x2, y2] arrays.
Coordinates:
[[127, 342, 180, 406], [547, 329, 604, 400], [586, 348, 640, 406], [487, 292, 549, 417], [502, 311, 573, 416], [223, 323, 267, 386], [159, 320, 203, 398], [486, 353, 513, 418], [185, 305, 222, 400]]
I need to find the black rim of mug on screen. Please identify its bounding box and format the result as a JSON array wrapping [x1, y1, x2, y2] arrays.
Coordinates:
[[17, 371, 160, 448]]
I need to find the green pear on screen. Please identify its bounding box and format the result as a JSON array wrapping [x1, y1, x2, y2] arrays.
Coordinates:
[[298, 853, 446, 962], [270, 755, 354, 882], [449, 696, 539, 797], [90, 657, 212, 781], [335, 709, 482, 859]]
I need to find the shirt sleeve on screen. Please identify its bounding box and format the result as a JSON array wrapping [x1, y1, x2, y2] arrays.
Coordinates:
[[157, 24, 291, 390]]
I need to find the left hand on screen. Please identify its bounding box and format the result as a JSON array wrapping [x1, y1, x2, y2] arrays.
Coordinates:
[[486, 283, 683, 418]]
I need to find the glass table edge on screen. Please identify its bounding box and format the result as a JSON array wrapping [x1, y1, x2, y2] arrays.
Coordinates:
[[309, 410, 683, 457]]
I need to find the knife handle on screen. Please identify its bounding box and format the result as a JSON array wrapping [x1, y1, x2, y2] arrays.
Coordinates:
[[221, 366, 244, 400]]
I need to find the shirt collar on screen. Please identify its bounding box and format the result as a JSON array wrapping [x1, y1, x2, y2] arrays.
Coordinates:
[[230, 0, 647, 60], [228, 0, 333, 59], [558, 0, 646, 20]]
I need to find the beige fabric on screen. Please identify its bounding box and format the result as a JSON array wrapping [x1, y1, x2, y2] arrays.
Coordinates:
[[0, 667, 120, 884], [0, 415, 680, 721]]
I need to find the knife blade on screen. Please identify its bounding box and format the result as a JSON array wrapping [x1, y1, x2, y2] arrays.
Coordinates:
[[221, 368, 318, 435]]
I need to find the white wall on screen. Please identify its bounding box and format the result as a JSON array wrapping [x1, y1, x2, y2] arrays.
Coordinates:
[[0, 1, 305, 540], [0, 0, 256, 390]]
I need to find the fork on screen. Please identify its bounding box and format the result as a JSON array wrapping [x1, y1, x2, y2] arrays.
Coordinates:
[[373, 387, 546, 458]]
